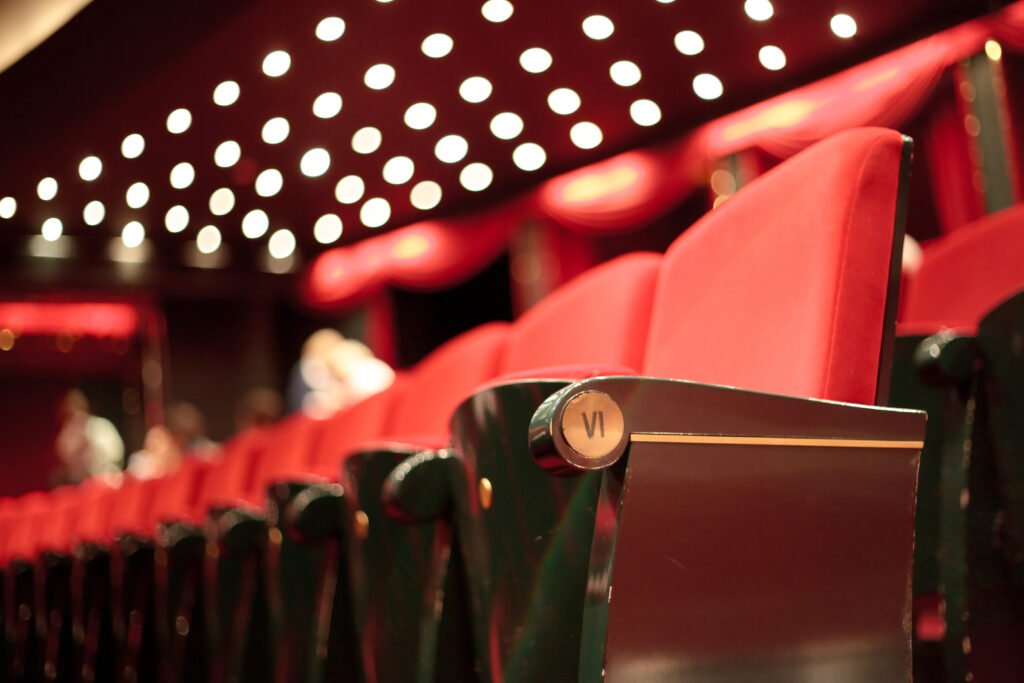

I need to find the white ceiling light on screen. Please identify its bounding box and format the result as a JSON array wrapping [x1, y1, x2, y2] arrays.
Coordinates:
[[459, 76, 492, 103], [209, 188, 235, 216], [364, 63, 396, 90], [360, 198, 391, 228], [382, 156, 415, 184], [165, 205, 189, 233], [459, 163, 493, 191], [744, 0, 773, 21], [481, 0, 514, 22], [548, 87, 581, 115], [630, 99, 662, 126], [758, 45, 787, 70], [37, 177, 58, 201], [316, 17, 346, 42], [314, 214, 343, 244], [512, 143, 546, 171], [312, 92, 342, 118], [41, 217, 63, 241], [410, 181, 442, 210], [255, 169, 284, 197], [404, 102, 437, 130], [692, 73, 724, 100], [122, 221, 145, 248], [301, 148, 331, 177], [121, 133, 145, 159], [610, 60, 641, 86], [78, 156, 102, 181], [262, 50, 291, 77], [0, 196, 15, 219], [435, 134, 468, 163], [490, 112, 524, 140], [166, 108, 192, 134], [520, 47, 552, 73], [262, 117, 290, 144], [335, 175, 365, 204], [352, 127, 383, 154], [83, 200, 105, 226], [213, 80, 240, 106], [196, 225, 222, 254], [830, 13, 857, 38], [570, 121, 603, 149], [214, 140, 241, 168], [268, 229, 296, 259], [170, 162, 196, 189], [674, 30, 705, 55], [126, 182, 150, 208], [582, 15, 614, 40], [421, 33, 453, 58], [242, 209, 269, 238]]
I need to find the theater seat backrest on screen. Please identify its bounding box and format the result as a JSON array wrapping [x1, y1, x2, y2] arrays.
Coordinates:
[[197, 425, 270, 511], [389, 322, 509, 438], [309, 376, 408, 473], [499, 253, 662, 374], [253, 412, 331, 491], [901, 203, 1024, 331], [644, 127, 907, 406], [4, 491, 49, 563]]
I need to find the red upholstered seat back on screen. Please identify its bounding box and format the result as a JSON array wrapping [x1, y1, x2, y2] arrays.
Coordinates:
[[253, 412, 331, 491], [901, 203, 1024, 331], [109, 476, 163, 538], [73, 479, 122, 547], [644, 127, 906, 406], [197, 425, 270, 510], [389, 322, 508, 438], [5, 491, 49, 563], [498, 253, 662, 374], [147, 458, 213, 527], [309, 376, 407, 473], [36, 484, 82, 555]]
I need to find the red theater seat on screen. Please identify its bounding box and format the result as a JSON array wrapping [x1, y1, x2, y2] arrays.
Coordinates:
[[900, 202, 1024, 333], [382, 127, 921, 682], [645, 127, 905, 405], [386, 321, 509, 442], [498, 253, 660, 375]]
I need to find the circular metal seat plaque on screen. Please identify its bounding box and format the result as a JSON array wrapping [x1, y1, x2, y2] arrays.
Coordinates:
[[560, 390, 625, 462]]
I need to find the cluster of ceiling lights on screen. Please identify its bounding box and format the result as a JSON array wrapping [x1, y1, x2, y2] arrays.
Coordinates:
[[0, 0, 860, 269]]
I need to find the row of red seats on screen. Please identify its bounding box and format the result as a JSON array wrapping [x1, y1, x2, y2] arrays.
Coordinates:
[[0, 127, 919, 682], [893, 202, 1024, 682]]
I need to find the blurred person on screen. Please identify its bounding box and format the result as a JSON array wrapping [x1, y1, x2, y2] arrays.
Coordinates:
[[288, 328, 395, 417], [127, 400, 218, 479], [127, 424, 180, 479], [54, 389, 125, 485], [236, 386, 284, 431], [164, 400, 217, 457]]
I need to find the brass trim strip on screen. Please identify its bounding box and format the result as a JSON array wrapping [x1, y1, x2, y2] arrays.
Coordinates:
[[630, 433, 924, 449]]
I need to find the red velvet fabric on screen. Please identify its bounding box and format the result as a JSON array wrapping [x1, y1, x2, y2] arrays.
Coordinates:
[[901, 203, 1024, 331], [3, 491, 49, 563], [389, 322, 508, 437], [72, 482, 122, 547], [252, 413, 332, 494], [310, 377, 407, 471], [499, 252, 661, 374], [645, 128, 904, 406], [148, 459, 214, 527], [196, 425, 270, 514], [109, 476, 163, 538]]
